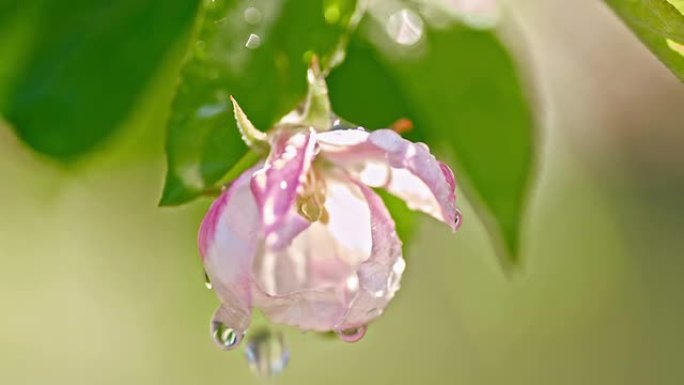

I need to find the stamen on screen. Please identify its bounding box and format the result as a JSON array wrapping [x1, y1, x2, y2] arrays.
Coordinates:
[[298, 196, 324, 222], [390, 117, 413, 134], [296, 168, 327, 223]]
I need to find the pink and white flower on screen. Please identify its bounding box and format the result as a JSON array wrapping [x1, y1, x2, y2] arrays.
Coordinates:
[[199, 67, 460, 349]]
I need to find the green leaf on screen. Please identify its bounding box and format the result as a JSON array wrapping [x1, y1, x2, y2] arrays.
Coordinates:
[[375, 189, 418, 247], [605, 0, 684, 81], [0, 0, 200, 159], [328, 21, 536, 266], [160, 0, 357, 206]]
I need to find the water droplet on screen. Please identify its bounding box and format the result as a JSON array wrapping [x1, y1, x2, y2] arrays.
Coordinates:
[[279, 181, 288, 190], [454, 209, 463, 230], [243, 7, 262, 25], [336, 325, 367, 343], [386, 9, 424, 46], [211, 313, 244, 350], [204, 271, 212, 289], [245, 328, 290, 377], [245, 33, 261, 49]]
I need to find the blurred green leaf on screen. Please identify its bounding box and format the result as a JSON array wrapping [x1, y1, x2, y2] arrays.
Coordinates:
[[605, 0, 684, 81], [0, 0, 200, 159], [160, 0, 357, 205], [375, 189, 418, 247], [328, 20, 536, 266]]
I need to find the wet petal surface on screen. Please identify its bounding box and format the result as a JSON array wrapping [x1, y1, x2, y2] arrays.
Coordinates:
[[318, 129, 458, 229]]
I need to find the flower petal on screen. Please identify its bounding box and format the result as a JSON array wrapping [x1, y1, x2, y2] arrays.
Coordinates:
[[251, 128, 317, 239], [265, 211, 311, 251], [252, 173, 404, 332], [336, 179, 405, 330], [198, 167, 261, 335], [253, 175, 374, 331], [318, 129, 458, 230]]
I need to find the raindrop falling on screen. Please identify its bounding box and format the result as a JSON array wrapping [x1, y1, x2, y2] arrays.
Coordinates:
[[245, 327, 290, 377], [204, 271, 212, 289], [336, 325, 367, 343], [245, 33, 262, 49], [386, 9, 424, 46]]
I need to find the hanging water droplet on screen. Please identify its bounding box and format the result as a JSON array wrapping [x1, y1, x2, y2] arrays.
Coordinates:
[[211, 320, 243, 350], [244, 327, 290, 377], [386, 9, 424, 46], [204, 271, 212, 289], [245, 33, 261, 49], [454, 209, 463, 230], [210, 307, 245, 351], [336, 325, 367, 343]]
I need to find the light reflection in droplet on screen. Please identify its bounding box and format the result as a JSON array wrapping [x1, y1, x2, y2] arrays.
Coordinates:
[[211, 320, 242, 350], [245, 33, 261, 49], [386, 9, 424, 46]]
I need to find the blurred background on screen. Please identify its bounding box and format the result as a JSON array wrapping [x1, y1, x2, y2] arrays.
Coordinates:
[[1, 0, 684, 384]]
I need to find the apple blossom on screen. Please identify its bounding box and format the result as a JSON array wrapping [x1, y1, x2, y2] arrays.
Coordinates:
[[199, 64, 460, 350]]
